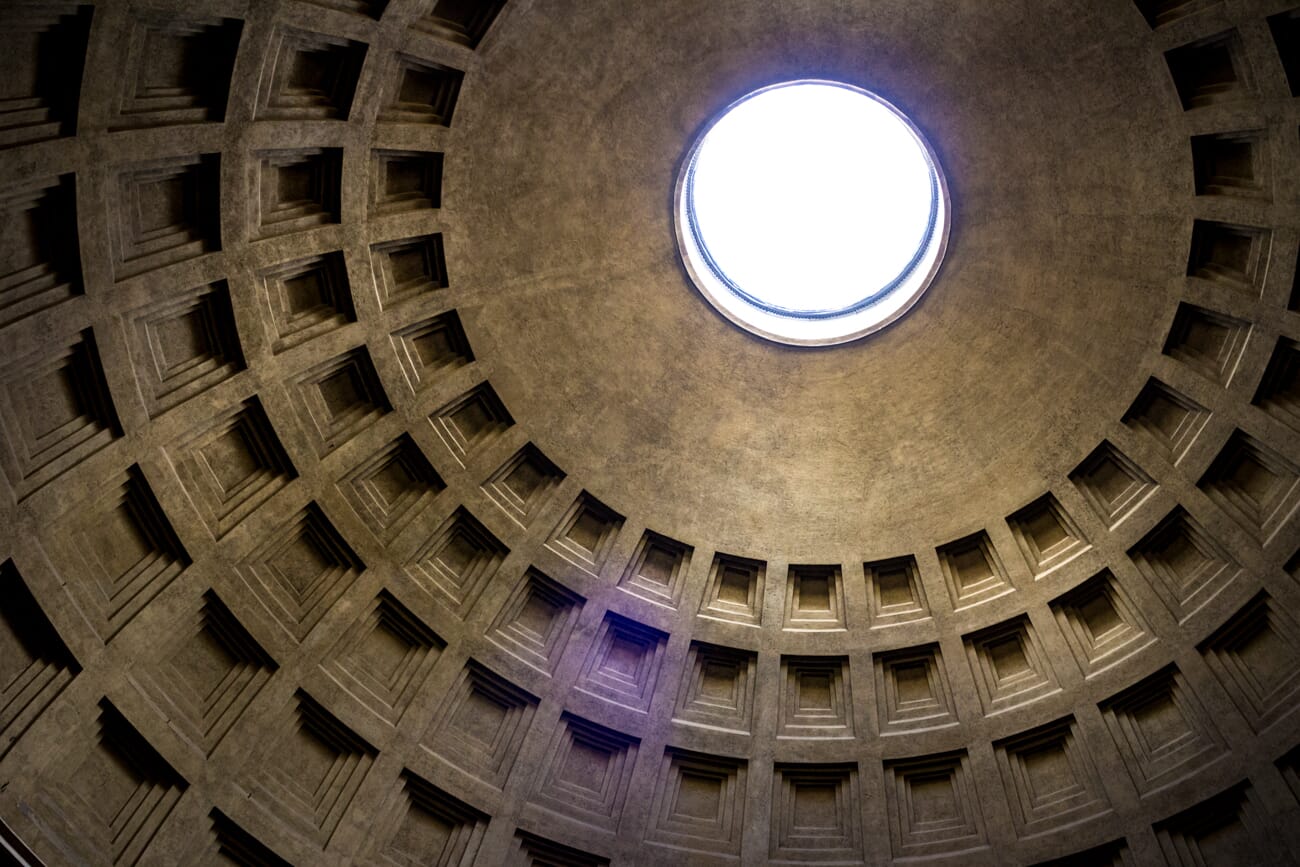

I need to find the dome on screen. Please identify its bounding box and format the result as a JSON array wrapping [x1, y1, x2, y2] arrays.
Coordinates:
[[0, 0, 1298, 864]]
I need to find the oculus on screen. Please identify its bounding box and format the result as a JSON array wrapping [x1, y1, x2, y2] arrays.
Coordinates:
[[676, 80, 949, 346]]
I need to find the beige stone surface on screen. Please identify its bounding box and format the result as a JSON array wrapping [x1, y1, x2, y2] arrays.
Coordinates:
[[0, 0, 1297, 864]]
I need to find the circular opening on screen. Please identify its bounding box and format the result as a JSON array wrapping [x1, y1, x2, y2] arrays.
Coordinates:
[[676, 80, 950, 346]]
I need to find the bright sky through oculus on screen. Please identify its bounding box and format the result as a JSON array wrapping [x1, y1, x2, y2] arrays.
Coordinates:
[[689, 82, 936, 315], [678, 81, 948, 345]]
